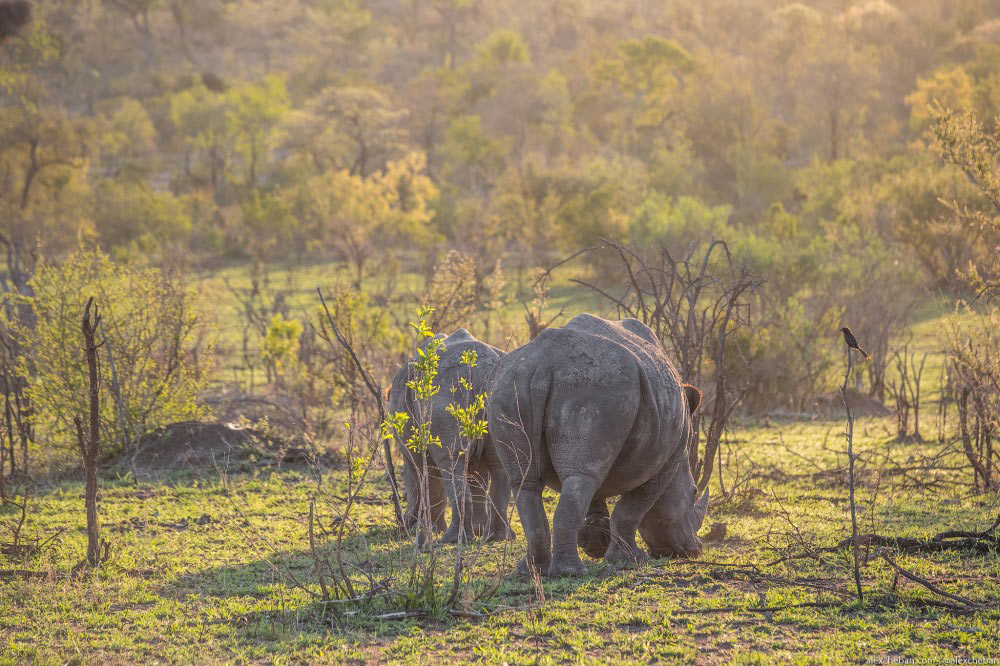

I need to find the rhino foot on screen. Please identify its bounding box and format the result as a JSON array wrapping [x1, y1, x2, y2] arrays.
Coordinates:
[[578, 519, 611, 559], [546, 558, 587, 577], [441, 526, 480, 544], [515, 556, 551, 577], [485, 526, 515, 542], [604, 544, 651, 568]]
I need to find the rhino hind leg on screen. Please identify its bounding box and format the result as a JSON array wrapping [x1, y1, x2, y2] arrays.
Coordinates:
[[484, 470, 514, 542], [547, 474, 602, 577], [604, 476, 665, 568], [512, 486, 552, 575], [577, 498, 611, 559]]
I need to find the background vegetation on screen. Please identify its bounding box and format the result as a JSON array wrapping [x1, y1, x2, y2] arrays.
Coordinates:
[[3, 1, 999, 426], [2, 0, 1000, 662]]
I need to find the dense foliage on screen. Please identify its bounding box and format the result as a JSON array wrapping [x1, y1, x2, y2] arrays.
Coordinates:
[[4, 248, 210, 461], [0, 1, 996, 266], [3, 0, 1000, 423]]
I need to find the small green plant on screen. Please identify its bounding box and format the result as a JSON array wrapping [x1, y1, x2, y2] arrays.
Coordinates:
[[261, 312, 303, 382], [380, 307, 446, 455], [446, 350, 489, 443]]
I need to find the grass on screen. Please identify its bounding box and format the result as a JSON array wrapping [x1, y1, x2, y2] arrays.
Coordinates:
[[3, 262, 998, 663], [2, 413, 999, 664]]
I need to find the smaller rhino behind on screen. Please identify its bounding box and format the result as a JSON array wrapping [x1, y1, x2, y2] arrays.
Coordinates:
[[388, 329, 512, 542]]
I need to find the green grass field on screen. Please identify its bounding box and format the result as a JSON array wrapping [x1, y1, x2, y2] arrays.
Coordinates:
[[3, 414, 998, 664], [2, 266, 998, 664]]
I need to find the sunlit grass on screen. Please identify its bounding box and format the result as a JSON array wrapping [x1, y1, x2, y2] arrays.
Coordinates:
[[3, 409, 998, 663]]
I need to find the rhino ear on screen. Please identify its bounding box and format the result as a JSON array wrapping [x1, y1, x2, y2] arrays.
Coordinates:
[[693, 486, 709, 532], [682, 384, 702, 415]]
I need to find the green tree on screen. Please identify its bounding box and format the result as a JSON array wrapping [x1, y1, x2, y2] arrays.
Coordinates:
[[92, 179, 193, 257], [298, 152, 439, 285], [932, 107, 1000, 290], [281, 85, 409, 177], [584, 35, 694, 160]]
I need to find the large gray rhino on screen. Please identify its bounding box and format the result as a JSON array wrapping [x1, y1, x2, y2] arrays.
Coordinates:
[[487, 314, 707, 576], [388, 329, 512, 542]]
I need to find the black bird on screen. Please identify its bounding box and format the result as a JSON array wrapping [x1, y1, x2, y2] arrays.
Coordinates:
[[0, 1, 31, 41], [839, 327, 871, 362]]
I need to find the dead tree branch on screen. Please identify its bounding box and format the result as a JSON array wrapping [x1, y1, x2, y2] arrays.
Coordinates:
[[76, 297, 106, 568], [571, 238, 762, 491], [840, 342, 864, 602], [317, 286, 404, 528], [877, 550, 985, 609]]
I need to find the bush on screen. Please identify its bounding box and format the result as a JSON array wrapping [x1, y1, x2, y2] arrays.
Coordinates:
[[945, 304, 1000, 490], [4, 247, 211, 464], [303, 284, 406, 432]]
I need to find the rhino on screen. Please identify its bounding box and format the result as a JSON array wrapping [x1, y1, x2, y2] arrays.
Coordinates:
[[388, 329, 512, 542], [487, 314, 707, 576]]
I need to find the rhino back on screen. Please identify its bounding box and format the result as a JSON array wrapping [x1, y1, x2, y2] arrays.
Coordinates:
[[489, 315, 689, 496]]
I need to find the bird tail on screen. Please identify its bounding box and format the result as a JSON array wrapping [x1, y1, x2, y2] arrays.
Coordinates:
[[862, 350, 872, 363]]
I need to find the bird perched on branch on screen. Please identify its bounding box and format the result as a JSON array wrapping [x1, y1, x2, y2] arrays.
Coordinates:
[[0, 1, 31, 41], [839, 327, 871, 362]]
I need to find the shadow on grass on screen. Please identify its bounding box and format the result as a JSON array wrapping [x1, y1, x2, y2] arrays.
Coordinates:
[[169, 530, 613, 637]]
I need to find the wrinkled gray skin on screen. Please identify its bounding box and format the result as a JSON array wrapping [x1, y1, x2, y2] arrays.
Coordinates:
[[488, 314, 708, 577], [389, 329, 512, 543], [578, 381, 704, 561]]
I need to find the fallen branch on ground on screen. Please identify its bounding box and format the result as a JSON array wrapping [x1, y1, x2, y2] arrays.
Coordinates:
[[835, 514, 1000, 555], [0, 569, 46, 580], [674, 601, 839, 615], [877, 550, 987, 610]]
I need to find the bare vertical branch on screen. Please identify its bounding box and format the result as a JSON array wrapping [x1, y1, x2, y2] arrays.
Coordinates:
[[77, 297, 103, 568], [840, 343, 863, 602], [316, 286, 405, 528], [570, 238, 761, 493]]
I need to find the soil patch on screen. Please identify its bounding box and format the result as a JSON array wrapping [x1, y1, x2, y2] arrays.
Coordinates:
[[115, 421, 316, 480]]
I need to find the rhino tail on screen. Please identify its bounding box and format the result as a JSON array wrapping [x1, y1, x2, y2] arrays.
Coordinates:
[[506, 364, 550, 489], [682, 384, 702, 415]]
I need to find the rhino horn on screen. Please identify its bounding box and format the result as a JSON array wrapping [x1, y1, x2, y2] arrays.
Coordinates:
[[693, 486, 709, 532]]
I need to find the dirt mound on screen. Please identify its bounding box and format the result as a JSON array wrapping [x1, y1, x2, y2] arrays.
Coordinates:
[[810, 389, 891, 418], [199, 388, 306, 435], [120, 421, 314, 480], [765, 389, 891, 420]]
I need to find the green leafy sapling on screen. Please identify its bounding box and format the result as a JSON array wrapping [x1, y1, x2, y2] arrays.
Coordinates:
[[446, 349, 490, 443], [380, 307, 445, 455]]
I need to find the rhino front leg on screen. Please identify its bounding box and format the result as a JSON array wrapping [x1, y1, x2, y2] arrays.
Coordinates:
[[400, 447, 447, 533], [467, 472, 492, 538], [548, 474, 601, 576], [604, 475, 664, 567], [441, 459, 476, 543]]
